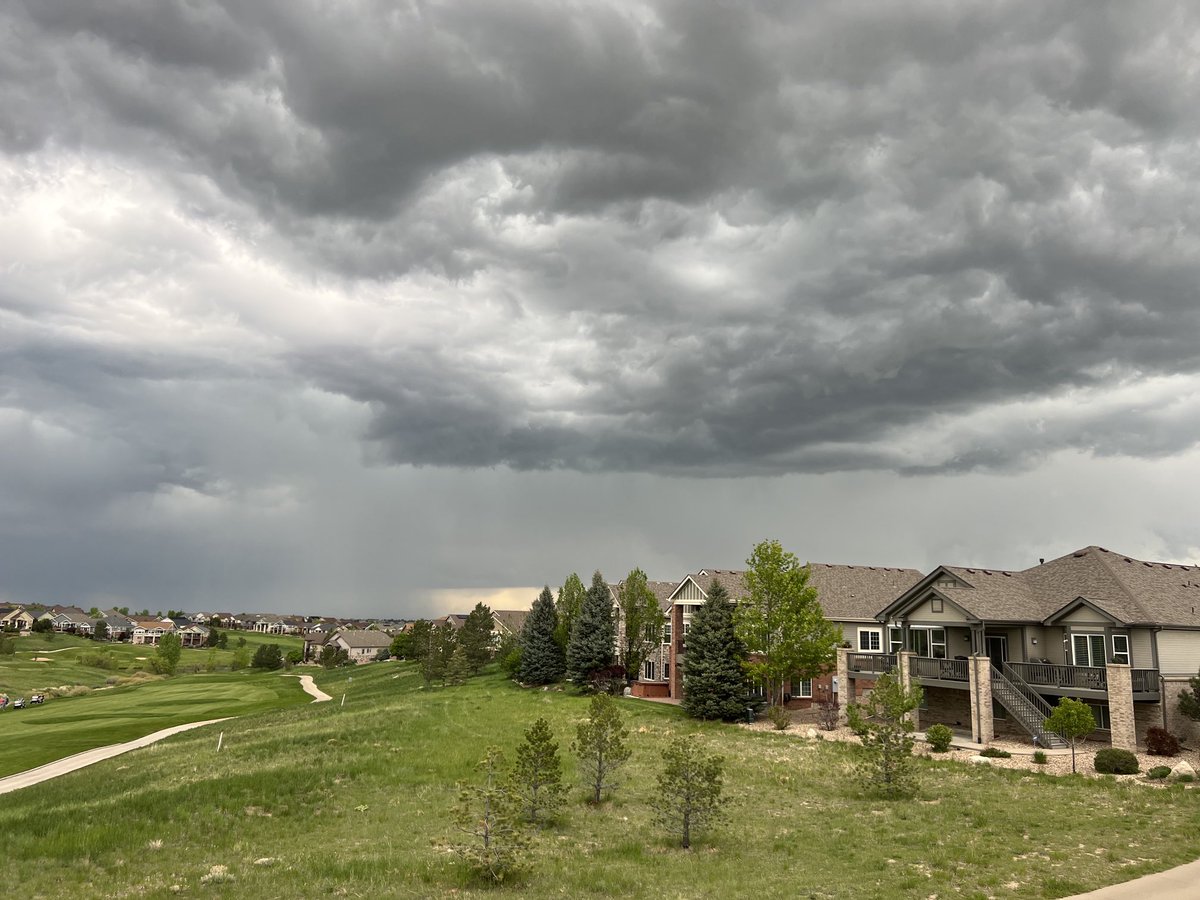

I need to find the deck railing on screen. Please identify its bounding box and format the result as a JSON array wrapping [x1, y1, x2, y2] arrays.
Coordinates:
[[910, 656, 969, 682], [846, 652, 896, 675], [1131, 668, 1161, 694], [1008, 662, 1107, 692]]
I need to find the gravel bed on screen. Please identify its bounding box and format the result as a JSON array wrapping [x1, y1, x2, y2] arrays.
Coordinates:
[[739, 715, 1200, 781]]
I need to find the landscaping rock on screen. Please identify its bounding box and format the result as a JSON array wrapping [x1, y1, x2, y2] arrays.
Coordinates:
[[1170, 760, 1195, 779], [806, 728, 818, 739], [968, 755, 991, 765]]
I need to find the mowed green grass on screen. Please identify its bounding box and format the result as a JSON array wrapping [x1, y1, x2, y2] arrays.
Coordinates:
[[0, 672, 312, 777], [0, 631, 304, 695], [2, 664, 1200, 899]]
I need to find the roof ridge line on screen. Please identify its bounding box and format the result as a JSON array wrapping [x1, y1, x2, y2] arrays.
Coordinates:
[[1088, 548, 1154, 622]]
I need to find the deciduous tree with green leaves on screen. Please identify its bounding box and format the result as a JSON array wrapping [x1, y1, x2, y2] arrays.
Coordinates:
[[519, 587, 565, 684], [450, 747, 529, 884], [655, 736, 727, 849], [154, 632, 182, 675], [846, 668, 923, 798], [616, 567, 666, 686], [554, 573, 586, 650], [1044, 696, 1096, 774], [683, 581, 750, 721], [566, 571, 616, 685], [734, 539, 841, 709], [510, 718, 566, 826], [573, 693, 631, 804], [252, 642, 283, 670]]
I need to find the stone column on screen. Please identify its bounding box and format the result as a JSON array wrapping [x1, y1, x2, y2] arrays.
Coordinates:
[[897, 649, 918, 728], [836, 647, 851, 725], [1106, 662, 1136, 752], [967, 655, 993, 745]]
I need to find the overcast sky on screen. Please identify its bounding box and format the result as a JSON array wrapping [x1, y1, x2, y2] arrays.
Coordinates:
[[4, 1, 1200, 617]]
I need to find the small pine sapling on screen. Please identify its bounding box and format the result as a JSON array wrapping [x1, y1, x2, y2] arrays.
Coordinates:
[[451, 747, 529, 884], [846, 669, 923, 798], [510, 718, 566, 825], [572, 693, 632, 804], [655, 736, 727, 849]]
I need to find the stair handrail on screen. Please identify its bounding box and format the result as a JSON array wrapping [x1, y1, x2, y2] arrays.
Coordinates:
[[990, 663, 1066, 748]]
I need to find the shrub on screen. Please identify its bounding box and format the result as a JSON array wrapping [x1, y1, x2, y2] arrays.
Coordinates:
[[925, 723, 953, 753], [1147, 765, 1171, 780], [1178, 773, 1195, 783], [980, 747, 1011, 759], [1094, 748, 1139, 775], [815, 690, 840, 731], [0, 635, 14, 656], [1032, 750, 1048, 765], [767, 704, 791, 731], [1145, 726, 1181, 757], [252, 643, 283, 670]]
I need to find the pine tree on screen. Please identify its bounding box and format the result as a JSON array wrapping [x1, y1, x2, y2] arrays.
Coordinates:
[[682, 581, 750, 721], [451, 747, 529, 883], [554, 573, 586, 649], [655, 736, 727, 849], [446, 642, 471, 686], [846, 669, 923, 798], [572, 693, 632, 804], [510, 717, 566, 825], [566, 570, 616, 685], [519, 587, 565, 684], [459, 602, 495, 674], [421, 624, 454, 687]]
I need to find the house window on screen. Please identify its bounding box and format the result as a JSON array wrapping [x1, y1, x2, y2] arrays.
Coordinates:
[[931, 598, 943, 613], [1111, 634, 1130, 665], [858, 628, 882, 652], [1088, 702, 1110, 730], [1072, 633, 1106, 668], [794, 679, 813, 698], [888, 627, 903, 653], [644, 659, 656, 680], [663, 662, 670, 679], [749, 681, 766, 699], [663, 621, 672, 644], [910, 627, 947, 659]]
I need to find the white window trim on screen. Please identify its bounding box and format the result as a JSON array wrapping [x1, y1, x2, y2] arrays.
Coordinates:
[[795, 679, 813, 698], [857, 627, 882, 652], [1072, 633, 1106, 667], [1111, 634, 1130, 665]]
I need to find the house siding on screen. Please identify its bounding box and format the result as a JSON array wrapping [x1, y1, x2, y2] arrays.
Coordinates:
[[1155, 630, 1200, 676], [908, 597, 970, 624], [1130, 628, 1154, 667]]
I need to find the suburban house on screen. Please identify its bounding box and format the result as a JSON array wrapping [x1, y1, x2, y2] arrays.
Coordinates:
[[842, 545, 1200, 752], [131, 618, 176, 645], [619, 580, 684, 698], [639, 565, 923, 703], [96, 610, 137, 641], [0, 606, 35, 631], [491, 609, 529, 645], [178, 624, 211, 648], [302, 630, 334, 663], [330, 629, 392, 664]]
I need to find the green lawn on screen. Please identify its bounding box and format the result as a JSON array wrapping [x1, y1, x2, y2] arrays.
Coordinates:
[[2, 663, 1199, 898], [0, 631, 303, 695], [0, 672, 312, 777]]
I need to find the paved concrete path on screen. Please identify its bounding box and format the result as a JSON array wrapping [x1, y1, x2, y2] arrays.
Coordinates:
[[0, 718, 233, 796], [286, 673, 332, 702], [1065, 857, 1200, 899]]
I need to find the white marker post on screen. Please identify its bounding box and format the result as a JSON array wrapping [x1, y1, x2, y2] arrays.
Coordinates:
[[341, 693, 346, 708], [217, 732, 224, 752]]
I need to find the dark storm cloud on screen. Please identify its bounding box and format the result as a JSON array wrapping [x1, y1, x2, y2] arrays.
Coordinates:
[[5, 0, 1200, 487]]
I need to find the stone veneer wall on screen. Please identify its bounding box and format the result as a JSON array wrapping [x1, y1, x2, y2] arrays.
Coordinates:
[[1161, 678, 1200, 743], [922, 687, 972, 733]]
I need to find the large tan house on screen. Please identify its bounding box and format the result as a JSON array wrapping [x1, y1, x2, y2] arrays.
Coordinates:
[[625, 545, 1200, 752], [844, 545, 1200, 752]]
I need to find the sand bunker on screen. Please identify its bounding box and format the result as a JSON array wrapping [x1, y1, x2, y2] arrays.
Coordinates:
[[31, 657, 51, 662]]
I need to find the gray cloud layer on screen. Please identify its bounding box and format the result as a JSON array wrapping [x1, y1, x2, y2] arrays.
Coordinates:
[[3, 2, 1200, 611]]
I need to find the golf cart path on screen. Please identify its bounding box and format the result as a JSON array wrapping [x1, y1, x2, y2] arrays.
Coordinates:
[[285, 673, 332, 702], [1064, 857, 1200, 899], [0, 718, 234, 796], [0, 673, 330, 796]]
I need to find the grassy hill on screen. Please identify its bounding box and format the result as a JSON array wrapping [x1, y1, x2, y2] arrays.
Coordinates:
[[0, 631, 304, 695], [2, 664, 1199, 898], [0, 672, 312, 776]]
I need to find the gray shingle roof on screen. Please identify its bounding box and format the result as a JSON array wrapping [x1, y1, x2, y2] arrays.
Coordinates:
[[898, 546, 1200, 628], [680, 563, 923, 621]]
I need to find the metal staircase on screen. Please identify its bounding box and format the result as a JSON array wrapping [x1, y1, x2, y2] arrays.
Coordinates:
[[991, 663, 1068, 749]]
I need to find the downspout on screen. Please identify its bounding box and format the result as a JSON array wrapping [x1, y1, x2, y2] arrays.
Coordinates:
[[1152, 627, 1167, 730]]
